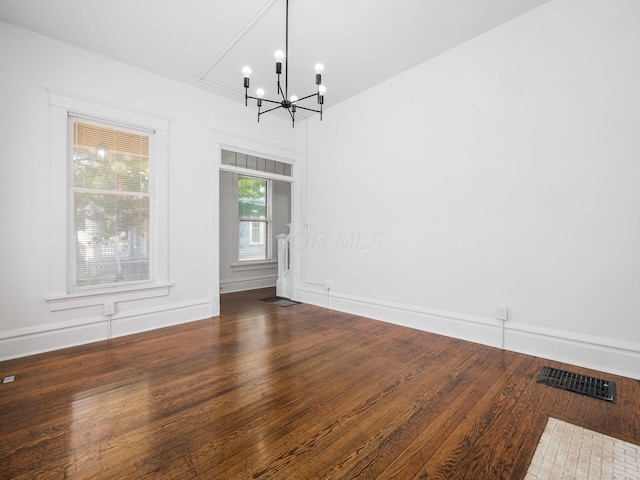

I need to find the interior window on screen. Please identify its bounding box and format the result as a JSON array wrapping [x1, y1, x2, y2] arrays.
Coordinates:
[[238, 176, 270, 261]]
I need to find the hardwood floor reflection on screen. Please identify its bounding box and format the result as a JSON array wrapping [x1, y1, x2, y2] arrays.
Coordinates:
[[1, 287, 638, 479]]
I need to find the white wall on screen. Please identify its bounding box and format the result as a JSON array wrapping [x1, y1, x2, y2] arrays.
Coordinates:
[[297, 0, 640, 378], [3, 1, 639, 378], [0, 21, 295, 360], [219, 170, 291, 293]]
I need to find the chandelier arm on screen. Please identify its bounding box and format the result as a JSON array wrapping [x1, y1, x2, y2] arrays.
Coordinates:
[[278, 86, 287, 102], [249, 97, 282, 106], [294, 93, 319, 103], [246, 94, 281, 106], [260, 104, 286, 115], [294, 105, 322, 114]]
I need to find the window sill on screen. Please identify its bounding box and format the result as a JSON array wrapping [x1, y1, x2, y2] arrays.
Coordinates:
[[46, 283, 172, 312], [231, 260, 277, 272]]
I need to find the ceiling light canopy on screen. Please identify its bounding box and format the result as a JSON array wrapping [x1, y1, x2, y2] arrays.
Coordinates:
[[242, 0, 325, 127]]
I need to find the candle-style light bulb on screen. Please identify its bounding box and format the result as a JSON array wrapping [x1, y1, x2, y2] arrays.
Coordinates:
[[242, 66, 251, 90], [315, 63, 324, 85], [275, 50, 284, 75], [318, 85, 325, 104]]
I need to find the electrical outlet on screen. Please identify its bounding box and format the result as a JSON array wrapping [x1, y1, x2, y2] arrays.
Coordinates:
[[496, 305, 509, 321], [104, 302, 115, 316]]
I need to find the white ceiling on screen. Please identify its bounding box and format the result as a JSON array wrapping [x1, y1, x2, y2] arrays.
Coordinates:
[[0, 0, 550, 114]]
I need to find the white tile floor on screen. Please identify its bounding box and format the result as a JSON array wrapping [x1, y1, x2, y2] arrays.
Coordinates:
[[526, 418, 640, 480]]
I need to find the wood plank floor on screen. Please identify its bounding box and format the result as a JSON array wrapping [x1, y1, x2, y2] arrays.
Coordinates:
[[1, 287, 638, 479]]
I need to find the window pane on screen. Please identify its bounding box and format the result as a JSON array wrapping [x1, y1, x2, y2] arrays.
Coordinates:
[[238, 177, 266, 219], [239, 220, 267, 261], [73, 192, 150, 287], [70, 118, 152, 290], [73, 122, 149, 193]]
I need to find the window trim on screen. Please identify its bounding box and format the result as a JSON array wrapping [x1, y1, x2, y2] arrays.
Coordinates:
[[47, 90, 171, 305]]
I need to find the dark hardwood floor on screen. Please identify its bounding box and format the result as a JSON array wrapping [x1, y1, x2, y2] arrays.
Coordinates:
[[1, 287, 638, 479]]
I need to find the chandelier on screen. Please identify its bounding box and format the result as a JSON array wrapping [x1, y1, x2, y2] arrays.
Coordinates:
[[242, 0, 325, 127]]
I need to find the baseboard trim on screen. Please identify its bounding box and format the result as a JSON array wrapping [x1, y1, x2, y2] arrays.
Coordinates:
[[220, 275, 277, 294], [5, 287, 637, 380], [111, 299, 212, 338], [295, 286, 640, 380], [296, 287, 501, 348], [505, 322, 640, 380], [0, 298, 215, 362]]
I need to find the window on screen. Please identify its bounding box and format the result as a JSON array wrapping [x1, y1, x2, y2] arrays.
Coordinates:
[[47, 91, 169, 306], [68, 116, 153, 290], [238, 176, 270, 261]]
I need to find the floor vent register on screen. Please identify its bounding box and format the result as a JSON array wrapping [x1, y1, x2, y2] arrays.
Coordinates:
[[537, 366, 616, 403]]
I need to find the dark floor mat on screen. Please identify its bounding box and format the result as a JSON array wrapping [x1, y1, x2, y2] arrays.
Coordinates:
[[261, 296, 301, 307]]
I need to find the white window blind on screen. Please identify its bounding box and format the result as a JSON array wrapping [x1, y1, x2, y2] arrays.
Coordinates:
[[68, 116, 153, 291]]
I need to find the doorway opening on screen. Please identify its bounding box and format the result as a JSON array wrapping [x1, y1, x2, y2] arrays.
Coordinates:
[[219, 149, 293, 299]]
